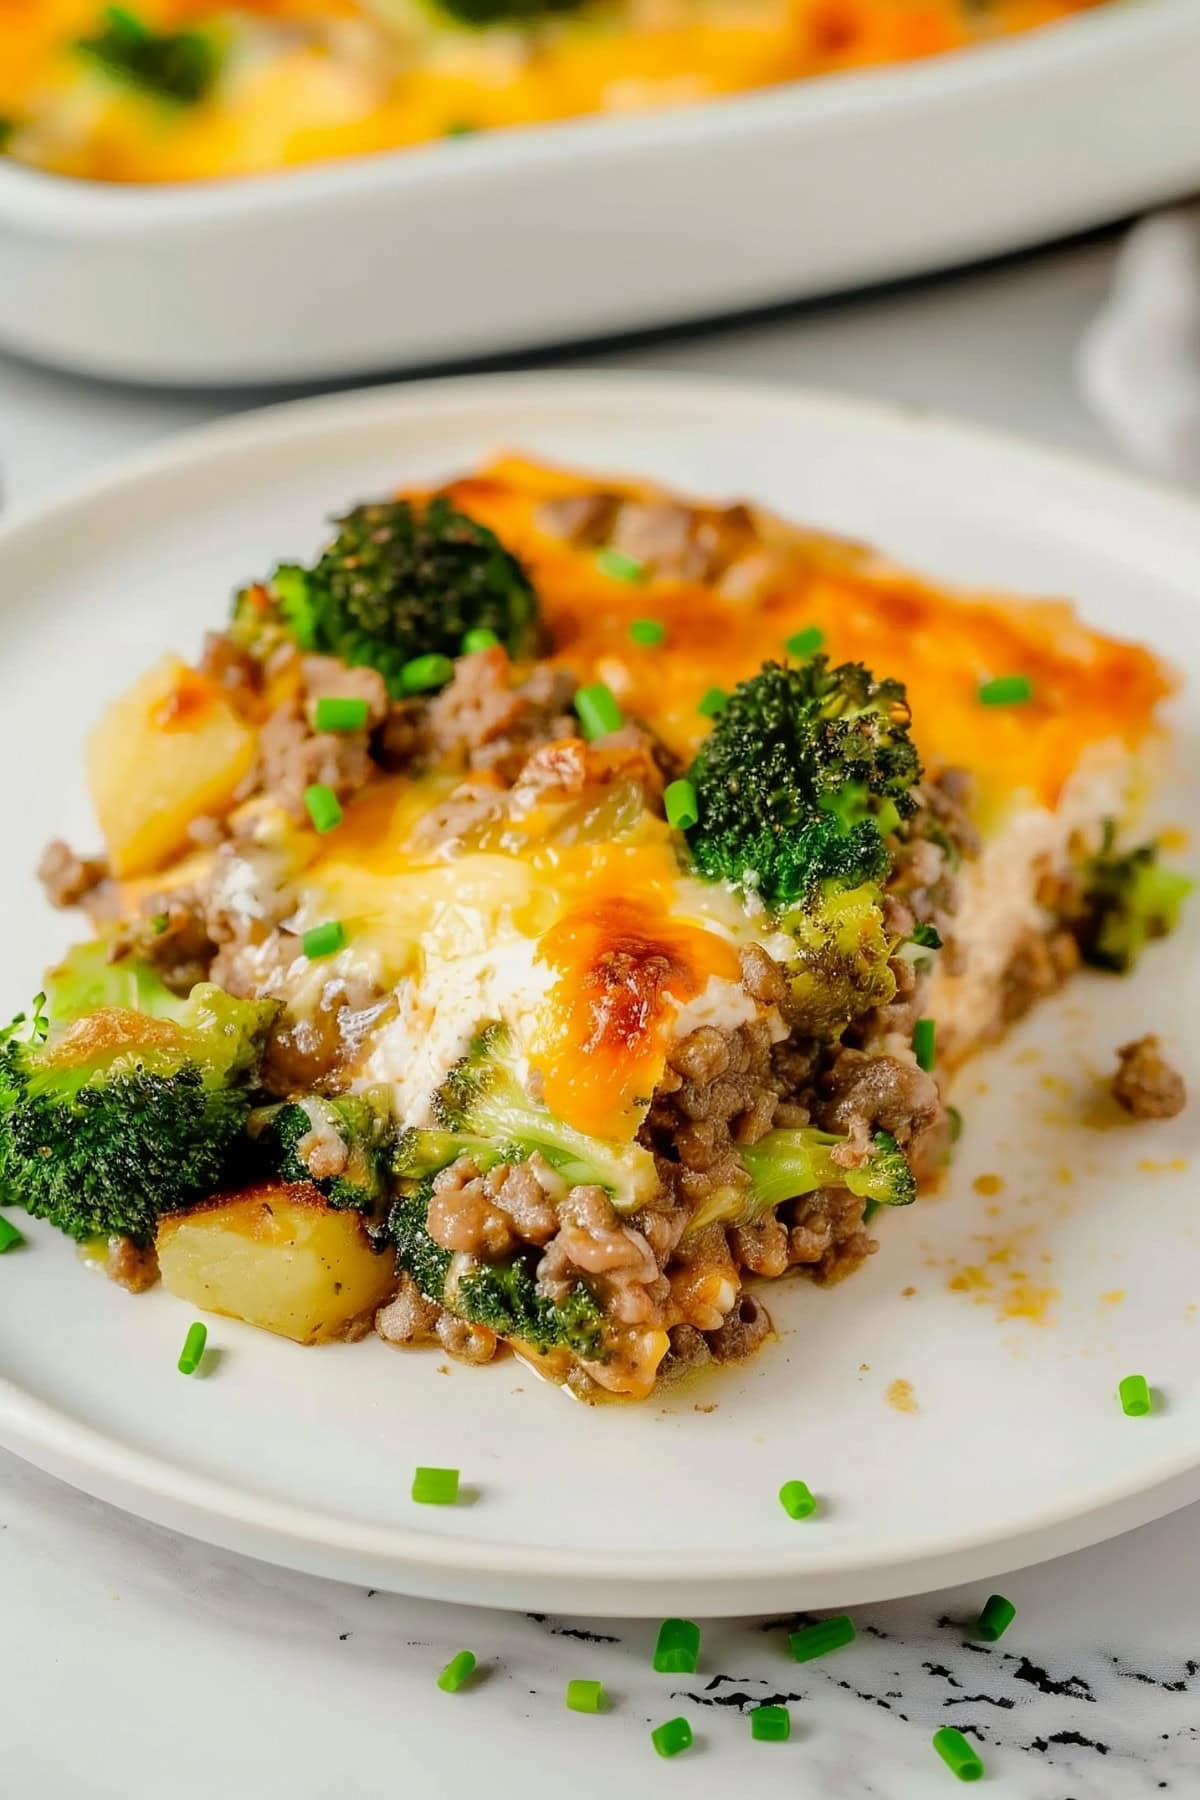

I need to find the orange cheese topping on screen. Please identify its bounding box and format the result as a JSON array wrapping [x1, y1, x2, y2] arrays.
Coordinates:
[[531, 858, 741, 1138], [442, 457, 1173, 816], [4, 0, 1106, 184]]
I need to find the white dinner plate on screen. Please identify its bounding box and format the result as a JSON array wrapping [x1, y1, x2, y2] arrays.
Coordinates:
[[2, 1, 1200, 384], [0, 372, 1196, 1615]]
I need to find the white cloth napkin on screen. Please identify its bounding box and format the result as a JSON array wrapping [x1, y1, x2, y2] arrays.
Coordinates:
[[1078, 206, 1200, 479]]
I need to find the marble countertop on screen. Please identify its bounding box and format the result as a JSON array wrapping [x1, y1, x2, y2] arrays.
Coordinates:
[[3, 228, 1199, 1798]]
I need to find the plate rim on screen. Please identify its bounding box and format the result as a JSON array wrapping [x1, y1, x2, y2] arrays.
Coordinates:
[[2, 364, 1199, 1609]]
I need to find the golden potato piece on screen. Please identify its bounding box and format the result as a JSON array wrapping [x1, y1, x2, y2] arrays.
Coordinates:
[[157, 1183, 396, 1345], [88, 653, 257, 877]]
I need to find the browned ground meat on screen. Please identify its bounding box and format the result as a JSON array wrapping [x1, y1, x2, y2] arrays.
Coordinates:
[[1111, 1035, 1187, 1120], [105, 1236, 160, 1293], [539, 1186, 669, 1327], [258, 700, 374, 820], [705, 1291, 771, 1362], [128, 890, 218, 993], [998, 925, 1080, 1028], [198, 629, 264, 714], [785, 1187, 875, 1282], [375, 1273, 442, 1348], [301, 654, 389, 728], [428, 646, 576, 782], [538, 488, 759, 584], [426, 1155, 560, 1259], [37, 838, 108, 910]]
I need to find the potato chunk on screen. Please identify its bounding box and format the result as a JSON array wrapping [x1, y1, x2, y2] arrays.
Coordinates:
[[157, 1183, 395, 1345], [88, 653, 257, 877]]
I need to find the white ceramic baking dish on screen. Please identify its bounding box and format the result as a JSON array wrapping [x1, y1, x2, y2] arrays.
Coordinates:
[[2, 0, 1199, 387]]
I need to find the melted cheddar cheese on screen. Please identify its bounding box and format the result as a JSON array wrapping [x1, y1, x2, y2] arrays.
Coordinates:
[[4, 0, 1106, 184]]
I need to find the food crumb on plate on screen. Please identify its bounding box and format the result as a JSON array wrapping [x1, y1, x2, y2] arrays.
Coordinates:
[[886, 1378, 918, 1413]]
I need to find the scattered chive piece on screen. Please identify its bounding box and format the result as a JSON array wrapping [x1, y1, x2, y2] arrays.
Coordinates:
[[978, 673, 1033, 707], [911, 921, 943, 949], [400, 652, 454, 694], [462, 626, 499, 653], [778, 1479, 818, 1520], [629, 617, 667, 647], [150, 911, 170, 935], [750, 1704, 790, 1743], [575, 681, 623, 742], [444, 121, 476, 137], [651, 1717, 693, 1758], [301, 919, 346, 960], [861, 1197, 880, 1224], [698, 686, 728, 718], [932, 1727, 985, 1782], [947, 1105, 964, 1143], [177, 1320, 207, 1376], [597, 546, 647, 584], [664, 778, 699, 832], [975, 1593, 1016, 1642], [788, 1615, 855, 1663], [0, 1214, 25, 1254], [785, 625, 825, 658], [304, 782, 342, 835], [437, 1650, 476, 1692], [1119, 1373, 1152, 1417], [653, 1617, 700, 1675], [565, 1678, 606, 1713], [913, 1017, 936, 1072], [314, 695, 369, 734], [412, 1465, 460, 1505]]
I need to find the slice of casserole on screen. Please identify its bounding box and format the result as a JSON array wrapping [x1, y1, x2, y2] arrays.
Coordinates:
[[6, 456, 1186, 1400]]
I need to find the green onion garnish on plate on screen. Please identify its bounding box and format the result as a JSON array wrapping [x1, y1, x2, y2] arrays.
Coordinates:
[[575, 682, 623, 741], [653, 1617, 700, 1674], [1119, 1373, 1152, 1416], [565, 1678, 605, 1713], [778, 1479, 817, 1520], [788, 1615, 855, 1663], [0, 1214, 25, 1254], [177, 1320, 208, 1376], [437, 1650, 476, 1692], [932, 1726, 985, 1782], [975, 1593, 1016, 1642], [304, 783, 342, 835], [651, 1717, 693, 1758], [978, 673, 1032, 706], [412, 1465, 460, 1505]]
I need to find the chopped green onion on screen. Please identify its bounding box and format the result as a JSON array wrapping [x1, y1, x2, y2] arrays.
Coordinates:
[[400, 653, 454, 694], [664, 778, 699, 831], [437, 1650, 476, 1692], [947, 1105, 964, 1143], [301, 920, 346, 960], [412, 1465, 460, 1505], [565, 1679, 606, 1713], [911, 922, 943, 950], [975, 1593, 1016, 1642], [862, 1198, 880, 1224], [913, 1017, 936, 1072], [1119, 1373, 1152, 1417], [150, 911, 170, 935], [978, 674, 1033, 707], [750, 1704, 790, 1742], [462, 627, 499, 654], [788, 1615, 855, 1663], [444, 121, 476, 137], [651, 1717, 693, 1758], [629, 617, 667, 647], [314, 696, 369, 734], [932, 1727, 985, 1782], [698, 686, 728, 719], [0, 1214, 25, 1254], [575, 682, 623, 742], [653, 1617, 700, 1675], [597, 547, 647, 584], [177, 1320, 208, 1376], [778, 1479, 817, 1520], [786, 625, 824, 659], [304, 783, 342, 835]]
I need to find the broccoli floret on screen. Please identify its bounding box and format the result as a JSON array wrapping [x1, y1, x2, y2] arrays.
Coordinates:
[[399, 1022, 658, 1210], [248, 1088, 394, 1216], [687, 1124, 915, 1235], [685, 656, 922, 912], [76, 6, 220, 105], [242, 497, 539, 698], [1075, 825, 1193, 974], [0, 945, 277, 1245], [784, 882, 898, 1035], [389, 1184, 606, 1359]]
